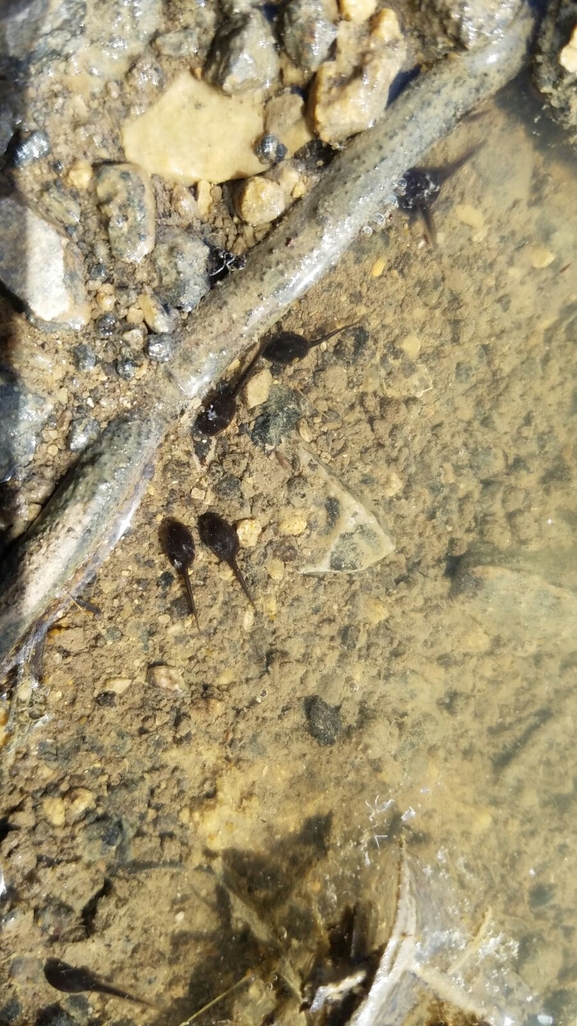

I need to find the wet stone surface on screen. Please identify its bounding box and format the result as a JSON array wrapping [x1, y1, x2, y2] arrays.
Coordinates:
[[204, 9, 279, 94], [0, 369, 53, 481], [280, 0, 337, 73], [152, 228, 210, 311], [95, 163, 156, 264]]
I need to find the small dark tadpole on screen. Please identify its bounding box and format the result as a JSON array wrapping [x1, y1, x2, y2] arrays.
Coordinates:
[[43, 958, 156, 1008], [159, 518, 200, 631], [396, 147, 481, 246], [195, 341, 265, 437], [262, 322, 360, 365], [198, 511, 255, 608]]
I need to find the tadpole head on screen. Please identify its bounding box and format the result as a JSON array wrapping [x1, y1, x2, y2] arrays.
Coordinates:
[[160, 518, 195, 572], [198, 511, 239, 564], [196, 392, 237, 436], [262, 331, 311, 365]]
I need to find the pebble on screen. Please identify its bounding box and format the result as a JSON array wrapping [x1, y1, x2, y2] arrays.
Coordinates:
[[455, 203, 485, 229], [235, 176, 287, 225], [155, 2, 216, 59], [196, 180, 213, 216], [236, 517, 262, 547], [145, 333, 175, 363], [0, 370, 53, 481], [6, 128, 50, 168], [0, 192, 89, 327], [67, 788, 96, 823], [265, 91, 313, 156], [153, 228, 210, 311], [42, 796, 66, 827], [398, 333, 421, 358], [140, 292, 179, 333], [371, 256, 386, 276], [81, 0, 162, 77], [304, 695, 342, 746], [278, 510, 308, 536], [204, 10, 279, 94], [266, 557, 285, 581], [73, 342, 97, 371], [40, 182, 81, 230], [530, 245, 555, 269], [123, 73, 265, 185], [250, 385, 308, 448], [244, 366, 272, 408], [560, 26, 577, 73], [102, 676, 133, 694], [66, 158, 93, 190], [95, 163, 156, 264], [147, 664, 186, 691], [340, 0, 378, 22], [116, 356, 138, 380], [310, 10, 406, 143], [67, 417, 100, 453], [280, 0, 337, 73]]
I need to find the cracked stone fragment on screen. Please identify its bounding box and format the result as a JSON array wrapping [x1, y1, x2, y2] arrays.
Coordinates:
[[280, 0, 337, 73], [204, 10, 279, 94], [0, 190, 89, 327], [296, 446, 394, 573], [95, 163, 155, 264], [153, 228, 210, 311]]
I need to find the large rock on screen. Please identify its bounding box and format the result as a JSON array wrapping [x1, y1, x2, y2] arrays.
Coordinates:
[[204, 10, 279, 94], [0, 368, 52, 482], [0, 189, 89, 327]]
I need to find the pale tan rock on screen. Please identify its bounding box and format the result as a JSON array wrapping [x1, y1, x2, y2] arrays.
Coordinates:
[[236, 517, 262, 547], [455, 203, 485, 229], [310, 12, 405, 143], [42, 796, 66, 827], [265, 92, 314, 155], [371, 256, 385, 277], [235, 177, 287, 225], [339, 0, 377, 23], [530, 245, 555, 269], [196, 180, 213, 217], [559, 25, 577, 73], [122, 73, 265, 185], [147, 664, 186, 691], [382, 469, 403, 496], [266, 557, 285, 581], [278, 510, 308, 536], [398, 333, 421, 358], [67, 789, 96, 823], [244, 366, 272, 408], [66, 159, 93, 190], [102, 676, 133, 694]]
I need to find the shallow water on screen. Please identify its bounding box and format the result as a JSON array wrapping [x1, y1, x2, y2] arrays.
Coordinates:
[[2, 73, 577, 1026]]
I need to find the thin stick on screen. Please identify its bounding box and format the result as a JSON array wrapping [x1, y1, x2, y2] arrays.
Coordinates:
[[177, 973, 255, 1026]]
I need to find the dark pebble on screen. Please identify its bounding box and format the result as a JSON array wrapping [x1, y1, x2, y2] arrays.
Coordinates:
[[115, 356, 137, 381], [34, 897, 76, 939], [213, 473, 242, 500], [0, 997, 21, 1023], [255, 133, 287, 165], [339, 624, 360, 650], [250, 385, 307, 448], [35, 1005, 78, 1026], [145, 333, 174, 363], [73, 343, 96, 372], [303, 695, 342, 746], [157, 570, 175, 589], [97, 313, 117, 337], [6, 128, 50, 167]]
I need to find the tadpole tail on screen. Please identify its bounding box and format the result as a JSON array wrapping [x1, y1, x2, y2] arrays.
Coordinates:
[[309, 323, 362, 349], [183, 569, 201, 633], [419, 205, 438, 246], [94, 981, 159, 1009], [231, 560, 256, 609]]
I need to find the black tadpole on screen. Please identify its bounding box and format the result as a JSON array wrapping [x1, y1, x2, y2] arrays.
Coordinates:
[[44, 958, 156, 1008], [262, 322, 360, 365], [195, 342, 265, 437], [198, 511, 255, 608], [160, 518, 200, 631], [396, 147, 480, 246]]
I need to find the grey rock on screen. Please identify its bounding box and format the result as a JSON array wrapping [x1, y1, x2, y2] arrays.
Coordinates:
[[73, 343, 96, 371], [250, 385, 309, 448], [95, 163, 155, 264], [67, 417, 100, 452], [152, 228, 209, 311], [96, 313, 117, 337], [155, 3, 216, 59], [0, 190, 89, 327], [204, 10, 279, 94], [0, 368, 53, 482], [422, 0, 521, 49], [0, 0, 86, 76], [304, 695, 342, 746], [115, 355, 138, 380], [40, 181, 81, 230], [280, 0, 336, 73], [7, 128, 50, 167], [145, 334, 175, 363], [82, 0, 161, 76], [255, 132, 287, 165]]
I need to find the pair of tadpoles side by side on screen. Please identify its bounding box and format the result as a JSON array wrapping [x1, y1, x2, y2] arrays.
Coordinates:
[[160, 511, 254, 632]]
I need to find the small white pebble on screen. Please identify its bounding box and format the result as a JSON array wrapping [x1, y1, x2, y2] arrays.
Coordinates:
[[236, 517, 262, 548], [244, 367, 272, 409], [398, 333, 421, 359], [147, 664, 185, 692], [277, 510, 307, 536], [530, 246, 555, 269], [42, 796, 66, 827], [66, 159, 93, 190]]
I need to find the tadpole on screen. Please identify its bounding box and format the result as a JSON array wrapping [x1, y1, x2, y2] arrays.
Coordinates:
[[261, 322, 360, 365], [396, 147, 480, 245], [198, 511, 255, 608], [159, 518, 200, 630], [44, 958, 156, 1008], [195, 343, 264, 437]]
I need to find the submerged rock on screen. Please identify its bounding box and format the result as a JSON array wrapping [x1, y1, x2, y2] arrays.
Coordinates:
[[204, 9, 279, 94], [310, 10, 406, 144], [95, 163, 155, 264], [152, 229, 210, 311], [422, 0, 522, 50], [0, 190, 89, 327], [280, 0, 337, 73], [0, 368, 53, 482], [533, 0, 577, 140], [122, 73, 264, 185], [304, 695, 343, 746], [235, 176, 288, 225]]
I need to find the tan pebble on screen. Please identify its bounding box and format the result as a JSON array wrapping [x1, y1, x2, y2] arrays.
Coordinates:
[[372, 8, 402, 41], [57, 387, 69, 404], [96, 289, 115, 312], [364, 597, 389, 625], [530, 245, 555, 269], [370, 257, 386, 277], [559, 26, 577, 73], [47, 444, 59, 457], [42, 796, 66, 827], [147, 664, 185, 691], [292, 180, 307, 199], [67, 159, 93, 190], [236, 517, 262, 548], [441, 462, 456, 485], [126, 305, 144, 325], [67, 789, 95, 822], [278, 510, 307, 536], [244, 366, 272, 408], [298, 419, 312, 442], [217, 667, 237, 686], [172, 184, 198, 221], [340, 0, 377, 20], [103, 676, 133, 694], [454, 204, 485, 229], [243, 607, 255, 631], [398, 333, 421, 358], [262, 593, 277, 619], [266, 558, 285, 581], [382, 469, 403, 496], [178, 807, 191, 825], [235, 177, 287, 226], [196, 180, 212, 217]]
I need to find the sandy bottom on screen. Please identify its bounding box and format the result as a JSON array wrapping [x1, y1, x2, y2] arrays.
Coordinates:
[[1, 80, 577, 1026]]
